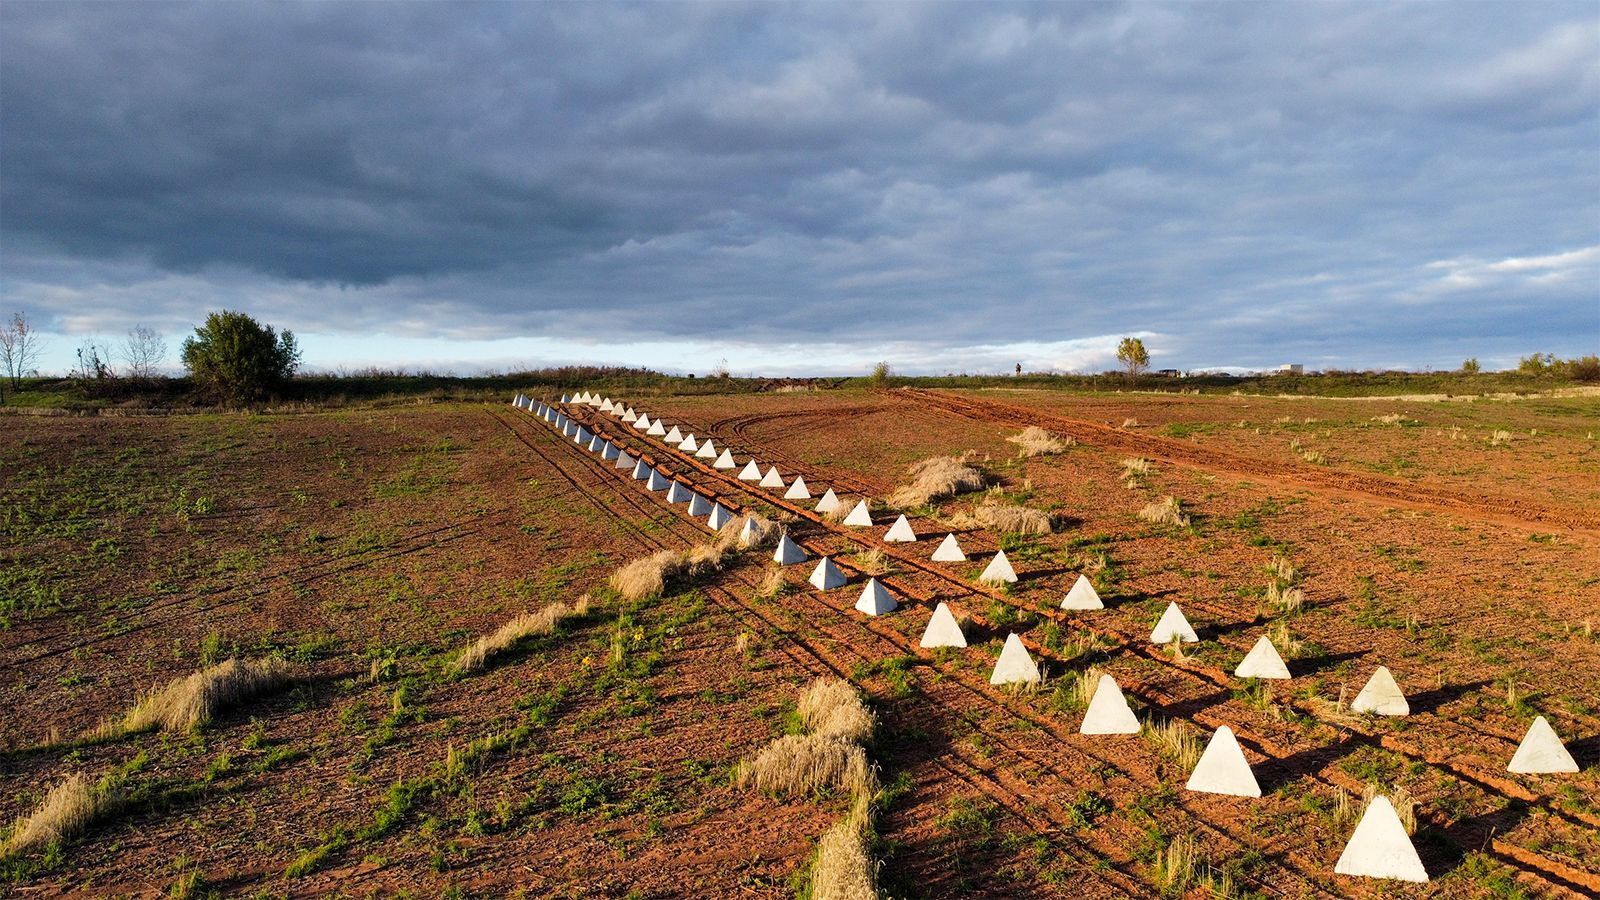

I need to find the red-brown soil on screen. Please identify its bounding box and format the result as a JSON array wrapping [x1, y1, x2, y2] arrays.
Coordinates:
[[3, 387, 1597, 898]]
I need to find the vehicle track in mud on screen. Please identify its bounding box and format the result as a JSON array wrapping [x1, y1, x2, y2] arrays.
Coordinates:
[[555, 398, 1599, 897]]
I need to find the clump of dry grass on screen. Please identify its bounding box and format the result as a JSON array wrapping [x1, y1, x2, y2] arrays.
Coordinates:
[[1270, 555, 1299, 584], [1007, 426, 1070, 457], [849, 545, 891, 575], [1070, 667, 1102, 710], [823, 497, 862, 523], [888, 456, 985, 508], [726, 514, 779, 549], [809, 793, 877, 900], [453, 601, 576, 674], [104, 658, 292, 737], [611, 550, 683, 601], [756, 566, 787, 599], [1141, 717, 1201, 770], [1490, 429, 1513, 446], [1263, 581, 1305, 616], [1121, 417, 1141, 429], [2, 773, 106, 859], [799, 677, 876, 743], [1267, 620, 1305, 658], [1155, 833, 1197, 891], [735, 631, 756, 656], [738, 734, 873, 799], [1138, 495, 1190, 528], [1120, 457, 1152, 484], [974, 503, 1053, 535]]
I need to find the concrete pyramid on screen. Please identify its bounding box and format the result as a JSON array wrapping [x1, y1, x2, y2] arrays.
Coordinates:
[[611, 404, 626, 418], [855, 577, 898, 615], [931, 533, 966, 562], [647, 469, 670, 492], [809, 556, 846, 590], [784, 476, 811, 500], [919, 602, 967, 648], [678, 435, 698, 452], [815, 489, 841, 513], [647, 419, 667, 436], [1507, 716, 1579, 774], [884, 515, 917, 543], [664, 425, 684, 443], [1149, 602, 1199, 644], [842, 500, 873, 527], [1061, 575, 1103, 610], [536, 403, 548, 417], [738, 517, 764, 547], [706, 503, 732, 531], [979, 550, 1018, 585], [1079, 675, 1141, 734], [587, 434, 604, 453], [601, 441, 620, 461], [614, 450, 635, 470], [713, 449, 737, 469], [560, 393, 570, 403], [600, 399, 614, 412], [1334, 795, 1428, 883], [631, 459, 650, 480], [737, 460, 762, 480], [575, 426, 592, 445], [759, 466, 784, 488], [543, 406, 555, 422], [561, 419, 576, 437], [1350, 666, 1409, 716], [574, 391, 587, 403], [666, 481, 691, 504], [695, 439, 717, 459], [989, 634, 1041, 685], [687, 492, 712, 516], [1234, 636, 1291, 680], [633, 414, 652, 431], [554, 413, 568, 430], [1185, 726, 1261, 797], [621, 407, 637, 422], [773, 533, 807, 565]]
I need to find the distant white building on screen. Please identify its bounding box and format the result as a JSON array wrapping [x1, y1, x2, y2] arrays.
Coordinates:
[[1277, 364, 1304, 375]]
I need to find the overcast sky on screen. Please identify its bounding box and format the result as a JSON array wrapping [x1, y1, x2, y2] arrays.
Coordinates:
[[2, 1, 1597, 376]]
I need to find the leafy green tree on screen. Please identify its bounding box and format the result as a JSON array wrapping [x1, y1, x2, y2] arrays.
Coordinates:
[[1459, 358, 1480, 374], [869, 360, 892, 387], [1116, 337, 1149, 379], [181, 310, 301, 404]]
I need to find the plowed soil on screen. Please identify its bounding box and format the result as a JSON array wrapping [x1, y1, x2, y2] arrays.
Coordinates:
[[2, 386, 1596, 898]]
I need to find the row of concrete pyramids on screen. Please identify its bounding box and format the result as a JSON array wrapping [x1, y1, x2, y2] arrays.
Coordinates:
[[519, 392, 1580, 882]]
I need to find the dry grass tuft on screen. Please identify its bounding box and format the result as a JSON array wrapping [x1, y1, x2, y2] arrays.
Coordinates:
[[1007, 426, 1070, 457], [725, 514, 779, 549], [1155, 834, 1198, 891], [974, 503, 1052, 535], [809, 793, 877, 900], [1120, 457, 1153, 483], [1264, 581, 1305, 615], [1071, 667, 1102, 710], [889, 457, 985, 508], [611, 550, 683, 601], [1141, 717, 1201, 770], [1270, 555, 1299, 584], [1267, 620, 1306, 658], [1138, 495, 1190, 528], [109, 658, 292, 737], [1121, 417, 1141, 429], [453, 602, 573, 674], [2, 774, 106, 858], [737, 734, 872, 799], [823, 497, 861, 523], [756, 566, 787, 599], [735, 631, 756, 656], [799, 678, 876, 743], [849, 546, 891, 575], [1490, 429, 1513, 446]]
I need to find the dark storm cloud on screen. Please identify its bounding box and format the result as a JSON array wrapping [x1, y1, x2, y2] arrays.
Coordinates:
[[1, 1, 1596, 370]]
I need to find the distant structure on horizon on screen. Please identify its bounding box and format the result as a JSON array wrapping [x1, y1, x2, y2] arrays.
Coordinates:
[[1277, 363, 1304, 375]]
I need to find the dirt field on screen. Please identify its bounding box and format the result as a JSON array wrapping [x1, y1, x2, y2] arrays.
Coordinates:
[[2, 386, 1596, 898]]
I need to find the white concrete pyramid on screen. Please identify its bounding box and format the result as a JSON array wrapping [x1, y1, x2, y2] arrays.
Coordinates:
[[809, 556, 846, 590], [587, 434, 604, 453], [1185, 726, 1261, 797], [714, 449, 737, 469], [543, 406, 555, 422], [815, 488, 840, 513], [784, 476, 811, 500], [884, 514, 917, 542], [666, 481, 691, 503], [931, 533, 966, 562], [759, 466, 784, 488], [687, 492, 712, 516], [989, 634, 1041, 685], [575, 426, 592, 445], [664, 425, 683, 443], [614, 450, 635, 470], [574, 391, 587, 403], [537, 403, 548, 417], [696, 439, 717, 459], [678, 435, 698, 452], [1234, 636, 1291, 680], [979, 550, 1018, 585], [600, 398, 614, 412], [1149, 602, 1199, 644], [561, 419, 576, 437], [554, 413, 567, 429], [919, 602, 967, 648], [611, 404, 626, 418], [1350, 666, 1409, 717], [855, 577, 898, 615], [1079, 675, 1141, 734], [706, 503, 732, 531], [1061, 575, 1103, 610], [601, 441, 620, 461], [738, 517, 763, 547], [646, 469, 669, 491], [842, 500, 873, 527], [633, 414, 652, 431], [1334, 795, 1428, 883], [560, 393, 570, 403], [737, 460, 762, 480], [631, 459, 650, 480], [1507, 716, 1579, 774], [621, 407, 637, 422], [773, 533, 807, 565], [647, 419, 667, 437]]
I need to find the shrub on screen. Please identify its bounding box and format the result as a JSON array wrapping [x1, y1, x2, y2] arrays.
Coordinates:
[[180, 310, 301, 405]]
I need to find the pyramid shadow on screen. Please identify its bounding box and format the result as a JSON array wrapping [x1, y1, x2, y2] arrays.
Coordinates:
[[1199, 614, 1273, 640], [1257, 738, 1364, 792], [1143, 687, 1232, 721], [1294, 648, 1367, 675], [1565, 733, 1600, 768], [1427, 799, 1537, 880], [1100, 587, 1176, 610], [1405, 679, 1493, 716]]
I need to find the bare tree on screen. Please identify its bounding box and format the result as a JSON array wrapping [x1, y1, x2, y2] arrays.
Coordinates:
[[122, 325, 168, 380], [74, 337, 114, 383], [0, 311, 45, 391]]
